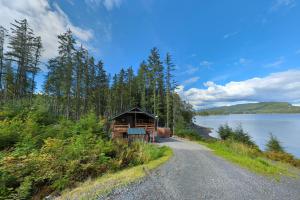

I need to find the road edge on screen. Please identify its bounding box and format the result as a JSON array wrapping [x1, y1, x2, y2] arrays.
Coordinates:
[[56, 146, 173, 200]]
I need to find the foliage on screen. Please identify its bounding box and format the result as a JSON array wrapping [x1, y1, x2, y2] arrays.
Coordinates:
[[203, 140, 293, 178], [0, 19, 193, 199], [264, 151, 300, 168], [217, 124, 256, 147], [0, 102, 168, 199], [265, 133, 284, 153], [57, 147, 173, 200], [175, 125, 203, 141], [231, 126, 256, 147], [217, 124, 233, 140]]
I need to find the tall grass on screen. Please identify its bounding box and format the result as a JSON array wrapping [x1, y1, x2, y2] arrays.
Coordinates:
[[205, 140, 293, 178]]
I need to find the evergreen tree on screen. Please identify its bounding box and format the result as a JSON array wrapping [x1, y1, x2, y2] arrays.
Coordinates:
[[137, 61, 148, 110], [148, 47, 163, 117], [57, 29, 75, 118], [6, 19, 37, 98], [0, 26, 7, 94], [29, 36, 42, 101], [165, 53, 175, 128]]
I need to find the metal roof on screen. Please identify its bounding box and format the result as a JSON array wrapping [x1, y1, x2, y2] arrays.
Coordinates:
[[127, 128, 146, 135], [110, 107, 156, 120]]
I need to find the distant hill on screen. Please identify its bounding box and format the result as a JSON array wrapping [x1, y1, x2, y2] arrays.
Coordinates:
[[198, 102, 300, 115]]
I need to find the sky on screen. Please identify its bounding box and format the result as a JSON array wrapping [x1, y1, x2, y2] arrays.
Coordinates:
[[0, 0, 300, 109]]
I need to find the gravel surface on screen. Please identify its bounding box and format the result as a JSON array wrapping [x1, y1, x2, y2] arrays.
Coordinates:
[[101, 137, 300, 200]]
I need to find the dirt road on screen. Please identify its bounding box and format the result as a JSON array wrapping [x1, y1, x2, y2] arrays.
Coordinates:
[[103, 137, 300, 200]]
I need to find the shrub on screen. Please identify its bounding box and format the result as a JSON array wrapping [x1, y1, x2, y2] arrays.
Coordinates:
[[217, 124, 257, 147], [231, 126, 256, 147], [175, 128, 203, 141], [0, 119, 23, 150], [217, 124, 234, 140], [265, 151, 300, 167], [265, 133, 284, 153], [0, 101, 168, 199]]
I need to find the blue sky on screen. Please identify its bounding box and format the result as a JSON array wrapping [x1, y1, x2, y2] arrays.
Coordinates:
[[1, 0, 300, 108]]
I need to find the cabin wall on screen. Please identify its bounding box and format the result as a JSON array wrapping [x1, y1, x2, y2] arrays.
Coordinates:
[[110, 110, 156, 142], [128, 134, 149, 142]]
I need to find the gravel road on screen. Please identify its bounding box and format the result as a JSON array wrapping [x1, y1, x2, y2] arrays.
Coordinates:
[[102, 137, 300, 200]]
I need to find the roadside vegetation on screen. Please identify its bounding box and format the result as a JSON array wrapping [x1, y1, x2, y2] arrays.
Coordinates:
[[0, 100, 171, 199], [175, 123, 300, 178], [0, 19, 194, 199], [57, 146, 172, 200]]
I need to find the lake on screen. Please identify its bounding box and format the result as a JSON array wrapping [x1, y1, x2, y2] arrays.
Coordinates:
[[194, 114, 300, 158]]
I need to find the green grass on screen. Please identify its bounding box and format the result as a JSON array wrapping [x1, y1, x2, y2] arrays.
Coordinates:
[[56, 146, 173, 200], [201, 140, 296, 179]]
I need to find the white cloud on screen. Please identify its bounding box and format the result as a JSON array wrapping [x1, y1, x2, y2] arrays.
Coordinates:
[[85, 0, 123, 10], [200, 60, 213, 68], [223, 31, 238, 39], [182, 65, 199, 75], [0, 0, 94, 61], [270, 0, 296, 12], [183, 76, 200, 85], [264, 57, 284, 68], [235, 58, 251, 65], [177, 70, 300, 109]]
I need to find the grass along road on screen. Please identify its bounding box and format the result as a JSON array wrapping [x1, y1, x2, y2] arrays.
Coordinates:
[[103, 137, 300, 200], [56, 146, 173, 200]]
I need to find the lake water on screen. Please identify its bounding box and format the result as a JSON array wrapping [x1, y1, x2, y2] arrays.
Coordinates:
[[194, 114, 300, 158]]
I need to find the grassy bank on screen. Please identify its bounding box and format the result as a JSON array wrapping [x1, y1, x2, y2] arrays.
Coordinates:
[[201, 140, 296, 178], [56, 146, 173, 200], [175, 126, 300, 179]]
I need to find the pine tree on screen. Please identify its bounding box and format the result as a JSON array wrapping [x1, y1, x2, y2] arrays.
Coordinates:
[[6, 19, 36, 98], [29, 36, 42, 101], [3, 59, 14, 100], [137, 61, 148, 110], [74, 46, 85, 119], [57, 29, 75, 118], [44, 57, 62, 115], [0, 26, 8, 95], [94, 60, 108, 117], [165, 53, 175, 128], [148, 47, 163, 117]]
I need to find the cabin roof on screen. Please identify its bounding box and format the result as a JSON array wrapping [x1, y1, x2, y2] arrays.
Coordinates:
[[110, 107, 156, 120], [128, 128, 146, 135]]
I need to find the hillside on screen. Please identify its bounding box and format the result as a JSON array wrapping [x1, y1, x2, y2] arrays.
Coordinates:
[[198, 102, 300, 115]]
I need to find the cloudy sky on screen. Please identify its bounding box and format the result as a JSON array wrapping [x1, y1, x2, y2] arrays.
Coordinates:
[[1, 0, 300, 109]]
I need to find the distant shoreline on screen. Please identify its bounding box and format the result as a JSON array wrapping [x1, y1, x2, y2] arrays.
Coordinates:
[[197, 112, 300, 116], [190, 123, 215, 140]]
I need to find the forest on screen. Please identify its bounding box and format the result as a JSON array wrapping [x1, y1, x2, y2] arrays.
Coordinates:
[[0, 19, 193, 199]]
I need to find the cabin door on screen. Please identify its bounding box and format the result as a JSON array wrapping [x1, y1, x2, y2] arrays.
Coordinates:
[[128, 116, 134, 128]]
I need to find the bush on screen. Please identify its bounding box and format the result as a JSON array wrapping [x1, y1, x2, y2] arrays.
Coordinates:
[[0, 109, 167, 199], [231, 126, 256, 147], [175, 128, 203, 141], [217, 124, 257, 147], [265, 133, 284, 153], [265, 151, 300, 167], [217, 124, 234, 140]]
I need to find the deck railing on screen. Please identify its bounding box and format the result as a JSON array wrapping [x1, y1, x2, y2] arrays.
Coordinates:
[[113, 123, 155, 133]]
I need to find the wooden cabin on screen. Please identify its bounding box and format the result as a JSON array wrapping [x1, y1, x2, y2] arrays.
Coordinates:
[[110, 107, 156, 142]]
